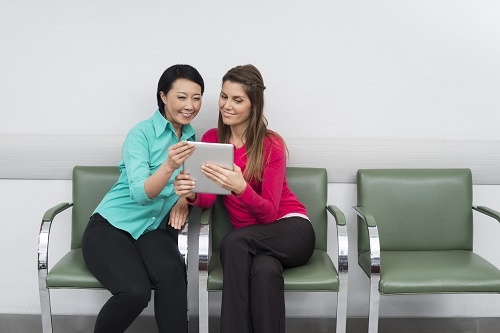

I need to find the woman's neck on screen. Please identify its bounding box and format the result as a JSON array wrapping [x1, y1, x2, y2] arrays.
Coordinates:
[[229, 125, 247, 148]]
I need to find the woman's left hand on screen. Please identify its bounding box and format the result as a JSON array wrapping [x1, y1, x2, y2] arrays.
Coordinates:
[[201, 163, 247, 195], [169, 198, 189, 230]]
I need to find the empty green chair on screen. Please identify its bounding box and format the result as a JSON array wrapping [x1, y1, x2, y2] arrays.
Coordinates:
[[354, 169, 500, 333], [195, 167, 348, 332]]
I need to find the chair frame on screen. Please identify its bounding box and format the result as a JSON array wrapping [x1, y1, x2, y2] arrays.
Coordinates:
[[191, 169, 349, 333], [354, 183, 500, 333], [38, 203, 73, 333]]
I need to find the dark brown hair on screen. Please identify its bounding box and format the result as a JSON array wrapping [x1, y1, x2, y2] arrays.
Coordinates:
[[218, 64, 286, 182]]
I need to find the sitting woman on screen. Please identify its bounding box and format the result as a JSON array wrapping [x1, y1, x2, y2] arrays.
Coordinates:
[[174, 64, 315, 333], [82, 64, 204, 333]]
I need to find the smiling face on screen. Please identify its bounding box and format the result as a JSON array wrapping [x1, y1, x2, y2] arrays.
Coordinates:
[[160, 78, 202, 133], [219, 80, 252, 131]]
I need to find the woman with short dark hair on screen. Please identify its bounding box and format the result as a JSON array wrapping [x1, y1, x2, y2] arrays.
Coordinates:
[[82, 64, 204, 333]]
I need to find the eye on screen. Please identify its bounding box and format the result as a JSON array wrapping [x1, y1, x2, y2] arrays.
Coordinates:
[[220, 94, 227, 100], [234, 99, 243, 104], [193, 97, 201, 101], [178, 96, 186, 100]]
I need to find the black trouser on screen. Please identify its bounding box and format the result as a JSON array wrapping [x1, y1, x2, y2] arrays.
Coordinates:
[[82, 213, 187, 333], [219, 217, 316, 333]]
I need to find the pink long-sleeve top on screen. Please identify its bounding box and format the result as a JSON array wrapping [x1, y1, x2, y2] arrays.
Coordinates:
[[188, 128, 307, 229]]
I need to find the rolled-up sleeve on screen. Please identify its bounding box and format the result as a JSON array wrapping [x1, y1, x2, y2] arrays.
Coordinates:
[[122, 130, 155, 205]]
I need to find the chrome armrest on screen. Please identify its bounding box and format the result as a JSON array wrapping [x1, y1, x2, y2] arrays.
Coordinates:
[[326, 205, 348, 274], [38, 203, 73, 272], [473, 205, 500, 223], [38, 203, 72, 333], [353, 206, 380, 275], [198, 206, 212, 264], [327, 205, 349, 332]]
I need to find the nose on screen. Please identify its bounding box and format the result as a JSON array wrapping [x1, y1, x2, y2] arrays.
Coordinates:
[[221, 99, 231, 110], [184, 100, 193, 110]]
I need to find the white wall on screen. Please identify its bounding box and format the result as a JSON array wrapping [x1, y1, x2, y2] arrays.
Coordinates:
[[1, 1, 499, 140], [1, 0, 500, 319]]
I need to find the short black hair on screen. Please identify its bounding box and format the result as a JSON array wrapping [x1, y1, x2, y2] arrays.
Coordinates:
[[156, 64, 204, 113]]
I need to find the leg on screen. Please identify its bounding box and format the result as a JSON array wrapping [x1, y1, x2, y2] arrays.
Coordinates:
[[82, 214, 152, 333], [219, 217, 315, 333], [135, 226, 188, 333], [250, 255, 285, 333]]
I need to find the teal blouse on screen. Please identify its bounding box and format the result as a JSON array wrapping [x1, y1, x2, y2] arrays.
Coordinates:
[[94, 110, 195, 239]]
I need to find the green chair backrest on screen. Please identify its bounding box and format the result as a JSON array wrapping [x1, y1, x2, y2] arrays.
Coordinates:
[[71, 166, 120, 249], [357, 169, 473, 255], [210, 167, 328, 252]]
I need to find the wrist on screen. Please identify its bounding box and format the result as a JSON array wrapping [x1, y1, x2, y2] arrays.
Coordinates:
[[233, 182, 247, 196], [161, 162, 176, 175], [177, 197, 189, 206], [186, 192, 197, 203]]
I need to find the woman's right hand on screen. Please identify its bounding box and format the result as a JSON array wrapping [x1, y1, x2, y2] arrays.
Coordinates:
[[174, 171, 197, 201], [145, 141, 195, 200], [164, 141, 195, 172]]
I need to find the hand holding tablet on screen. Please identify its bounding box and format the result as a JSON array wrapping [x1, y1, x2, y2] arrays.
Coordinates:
[[182, 142, 234, 195]]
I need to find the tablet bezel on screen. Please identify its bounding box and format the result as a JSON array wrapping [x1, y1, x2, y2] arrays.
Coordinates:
[[182, 141, 234, 195]]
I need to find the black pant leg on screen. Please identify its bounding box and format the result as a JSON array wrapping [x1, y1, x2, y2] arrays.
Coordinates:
[[134, 227, 188, 333], [82, 214, 152, 333], [219, 217, 315, 333]]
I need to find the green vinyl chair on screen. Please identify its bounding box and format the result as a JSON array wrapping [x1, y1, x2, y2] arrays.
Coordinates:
[[37, 166, 197, 333], [354, 169, 500, 333], [196, 167, 348, 332]]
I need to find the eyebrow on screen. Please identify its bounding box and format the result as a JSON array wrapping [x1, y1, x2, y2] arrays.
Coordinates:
[[221, 91, 246, 99], [177, 91, 201, 96]]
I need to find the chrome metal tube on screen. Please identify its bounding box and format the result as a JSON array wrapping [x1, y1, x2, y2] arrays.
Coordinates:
[[38, 220, 53, 333], [336, 223, 349, 333]]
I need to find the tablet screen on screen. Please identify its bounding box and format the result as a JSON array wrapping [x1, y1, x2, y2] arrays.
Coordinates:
[[182, 142, 234, 195]]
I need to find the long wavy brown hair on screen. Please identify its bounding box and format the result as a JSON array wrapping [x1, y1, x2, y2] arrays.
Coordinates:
[[218, 64, 287, 182]]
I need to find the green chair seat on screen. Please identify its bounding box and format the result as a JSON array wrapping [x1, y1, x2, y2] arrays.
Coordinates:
[[359, 250, 500, 295], [208, 249, 340, 291], [46, 248, 102, 289]]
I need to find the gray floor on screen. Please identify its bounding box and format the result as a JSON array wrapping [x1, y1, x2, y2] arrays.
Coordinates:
[[2, 314, 500, 333]]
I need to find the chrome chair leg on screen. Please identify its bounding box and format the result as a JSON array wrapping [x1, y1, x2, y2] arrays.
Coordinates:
[[38, 220, 53, 333], [199, 223, 209, 332], [336, 223, 349, 333], [368, 274, 380, 333], [367, 224, 381, 333], [185, 207, 210, 333], [336, 274, 348, 333], [39, 273, 53, 333]]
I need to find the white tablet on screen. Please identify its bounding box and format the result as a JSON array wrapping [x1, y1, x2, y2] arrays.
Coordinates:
[[182, 141, 234, 195]]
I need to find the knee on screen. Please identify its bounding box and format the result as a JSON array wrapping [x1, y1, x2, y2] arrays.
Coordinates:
[[250, 256, 283, 287], [156, 254, 186, 284], [118, 283, 151, 309], [220, 229, 247, 254]]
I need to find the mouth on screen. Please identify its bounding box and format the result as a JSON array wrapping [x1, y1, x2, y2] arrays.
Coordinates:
[[222, 111, 235, 117], [180, 112, 194, 118]]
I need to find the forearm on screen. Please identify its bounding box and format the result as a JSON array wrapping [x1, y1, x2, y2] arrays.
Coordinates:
[[144, 164, 176, 199], [238, 185, 279, 223]]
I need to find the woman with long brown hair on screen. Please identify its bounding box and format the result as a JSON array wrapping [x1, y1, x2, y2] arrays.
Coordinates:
[[174, 64, 315, 333]]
